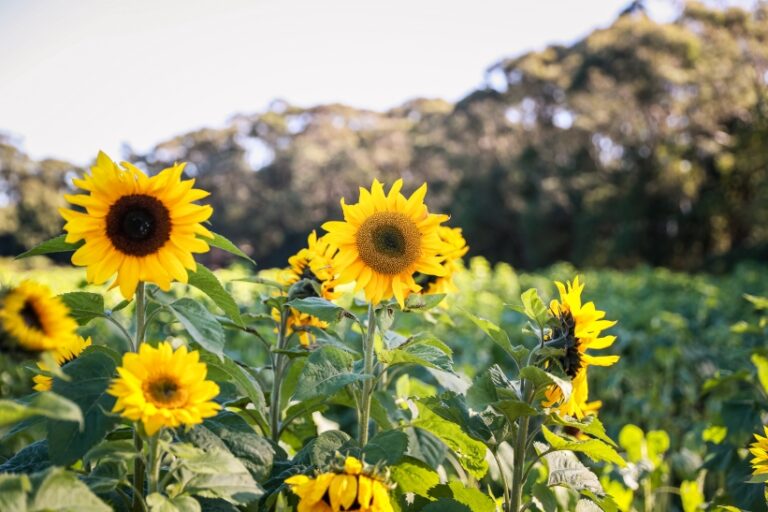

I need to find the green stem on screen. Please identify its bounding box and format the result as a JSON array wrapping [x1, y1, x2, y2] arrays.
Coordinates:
[[147, 434, 161, 495], [132, 282, 146, 512], [270, 308, 289, 444], [358, 303, 377, 447], [493, 449, 512, 511], [510, 382, 532, 512]]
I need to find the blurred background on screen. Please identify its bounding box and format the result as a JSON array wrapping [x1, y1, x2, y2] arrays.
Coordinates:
[[1, 0, 766, 271]]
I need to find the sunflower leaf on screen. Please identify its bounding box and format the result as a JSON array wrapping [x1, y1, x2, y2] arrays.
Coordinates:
[[188, 264, 244, 327], [536, 442, 604, 494], [59, 292, 105, 326], [292, 346, 371, 401], [30, 467, 112, 512], [541, 426, 625, 466], [169, 298, 226, 358], [363, 430, 409, 465], [286, 297, 350, 324], [462, 310, 516, 357], [389, 456, 440, 497], [15, 234, 83, 259], [521, 288, 550, 328], [207, 231, 256, 266], [519, 366, 572, 404], [0, 393, 83, 428]]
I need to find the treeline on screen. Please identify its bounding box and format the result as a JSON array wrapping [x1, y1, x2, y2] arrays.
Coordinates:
[[2, 2, 767, 270]]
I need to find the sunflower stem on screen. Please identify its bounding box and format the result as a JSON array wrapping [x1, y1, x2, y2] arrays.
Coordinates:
[[493, 448, 512, 512], [147, 433, 161, 495], [132, 282, 146, 512], [358, 302, 376, 448], [510, 381, 532, 512], [270, 307, 290, 444]]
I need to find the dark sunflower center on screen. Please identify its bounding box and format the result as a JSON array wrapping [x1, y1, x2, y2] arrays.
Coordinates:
[[356, 212, 421, 275], [146, 376, 184, 407], [106, 194, 172, 256], [20, 301, 44, 332], [549, 310, 583, 378]]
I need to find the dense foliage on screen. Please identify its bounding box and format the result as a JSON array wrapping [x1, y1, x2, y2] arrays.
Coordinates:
[[2, 2, 768, 270]]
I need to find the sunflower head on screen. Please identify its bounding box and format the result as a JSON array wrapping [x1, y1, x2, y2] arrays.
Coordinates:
[[279, 231, 340, 301], [272, 307, 329, 347], [322, 179, 450, 308], [285, 456, 394, 512], [415, 226, 469, 296], [108, 342, 221, 435], [542, 277, 618, 419], [60, 151, 214, 299], [33, 336, 92, 392], [750, 426, 768, 476], [0, 280, 78, 357]]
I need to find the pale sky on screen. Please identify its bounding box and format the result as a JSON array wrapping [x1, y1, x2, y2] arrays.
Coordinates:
[[0, 0, 749, 165]]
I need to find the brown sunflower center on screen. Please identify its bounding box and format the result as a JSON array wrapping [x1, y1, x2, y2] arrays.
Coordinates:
[[20, 300, 44, 332], [356, 212, 421, 275], [106, 194, 171, 256], [549, 309, 582, 378], [145, 376, 188, 408]]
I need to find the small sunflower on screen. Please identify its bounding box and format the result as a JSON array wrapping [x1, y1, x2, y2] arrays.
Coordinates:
[[33, 336, 92, 391], [322, 179, 449, 308], [750, 426, 768, 476], [285, 456, 394, 512], [108, 342, 221, 435], [542, 277, 618, 419], [0, 280, 78, 355], [272, 307, 328, 347], [415, 226, 469, 295], [279, 231, 340, 301], [60, 151, 213, 299]]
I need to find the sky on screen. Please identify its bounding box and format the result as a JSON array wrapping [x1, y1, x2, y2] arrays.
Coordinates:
[[0, 0, 753, 165]]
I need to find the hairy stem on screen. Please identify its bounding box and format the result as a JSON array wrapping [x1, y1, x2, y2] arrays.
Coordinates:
[[132, 282, 146, 512], [510, 382, 532, 512], [147, 433, 161, 495], [270, 308, 289, 444], [358, 303, 377, 447]]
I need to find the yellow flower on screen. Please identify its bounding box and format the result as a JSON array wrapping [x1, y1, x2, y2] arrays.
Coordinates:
[[60, 151, 213, 299], [543, 277, 618, 419], [750, 426, 768, 475], [272, 307, 328, 347], [108, 342, 220, 435], [33, 336, 93, 391], [285, 456, 394, 512], [0, 280, 78, 354], [322, 179, 449, 308], [279, 231, 340, 301], [416, 226, 469, 296]]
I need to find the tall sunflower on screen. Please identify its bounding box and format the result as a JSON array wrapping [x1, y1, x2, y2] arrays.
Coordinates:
[[279, 230, 340, 301], [108, 342, 221, 435], [415, 226, 469, 296], [750, 426, 768, 476], [0, 280, 78, 355], [33, 336, 92, 391], [285, 456, 394, 512], [542, 277, 618, 419], [322, 179, 449, 308], [60, 151, 213, 299]]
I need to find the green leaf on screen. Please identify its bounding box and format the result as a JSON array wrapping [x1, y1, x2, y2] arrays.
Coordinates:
[[83, 439, 136, 467], [59, 292, 105, 326], [30, 467, 111, 511], [429, 481, 496, 512], [493, 399, 538, 423], [208, 232, 256, 266], [0, 393, 83, 428], [536, 442, 604, 495], [292, 347, 371, 401], [169, 298, 226, 358], [188, 264, 244, 326], [0, 473, 30, 512], [404, 293, 446, 311], [519, 366, 572, 403], [463, 310, 515, 356], [147, 493, 202, 512], [752, 354, 768, 395], [548, 415, 616, 446], [176, 447, 263, 505], [541, 426, 625, 466], [412, 405, 489, 479], [521, 287, 550, 327], [745, 294, 768, 310], [47, 350, 118, 466], [0, 440, 50, 474], [379, 342, 453, 372], [286, 297, 348, 323], [364, 430, 409, 465], [15, 234, 82, 259], [389, 456, 440, 497], [422, 499, 472, 512]]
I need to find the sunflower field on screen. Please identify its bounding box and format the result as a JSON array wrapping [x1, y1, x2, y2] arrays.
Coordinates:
[[0, 152, 767, 512]]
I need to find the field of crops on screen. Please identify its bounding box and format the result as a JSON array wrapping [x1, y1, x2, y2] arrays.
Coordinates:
[[2, 252, 766, 511]]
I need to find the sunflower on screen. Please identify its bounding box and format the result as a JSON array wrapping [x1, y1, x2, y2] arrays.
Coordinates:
[[322, 179, 449, 308], [285, 456, 394, 512], [542, 277, 618, 419], [750, 426, 768, 476], [108, 342, 221, 435], [271, 307, 328, 347], [0, 280, 78, 355], [33, 336, 92, 391], [415, 226, 469, 296], [278, 231, 340, 301], [60, 151, 213, 299]]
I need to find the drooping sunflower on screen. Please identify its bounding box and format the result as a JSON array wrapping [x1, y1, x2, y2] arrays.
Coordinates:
[[0, 280, 78, 355], [285, 456, 394, 512], [108, 342, 221, 435], [60, 151, 213, 299], [542, 277, 618, 419], [415, 226, 469, 296], [278, 230, 340, 301], [750, 426, 768, 476], [322, 179, 449, 308], [33, 336, 92, 391]]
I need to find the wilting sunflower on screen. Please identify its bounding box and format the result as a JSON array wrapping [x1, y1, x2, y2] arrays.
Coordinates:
[[33, 336, 92, 391], [415, 226, 469, 295], [285, 456, 394, 512], [322, 179, 449, 308], [60, 151, 213, 299], [542, 277, 618, 419], [0, 280, 78, 355], [108, 342, 220, 435], [279, 230, 340, 301], [750, 426, 768, 476]]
